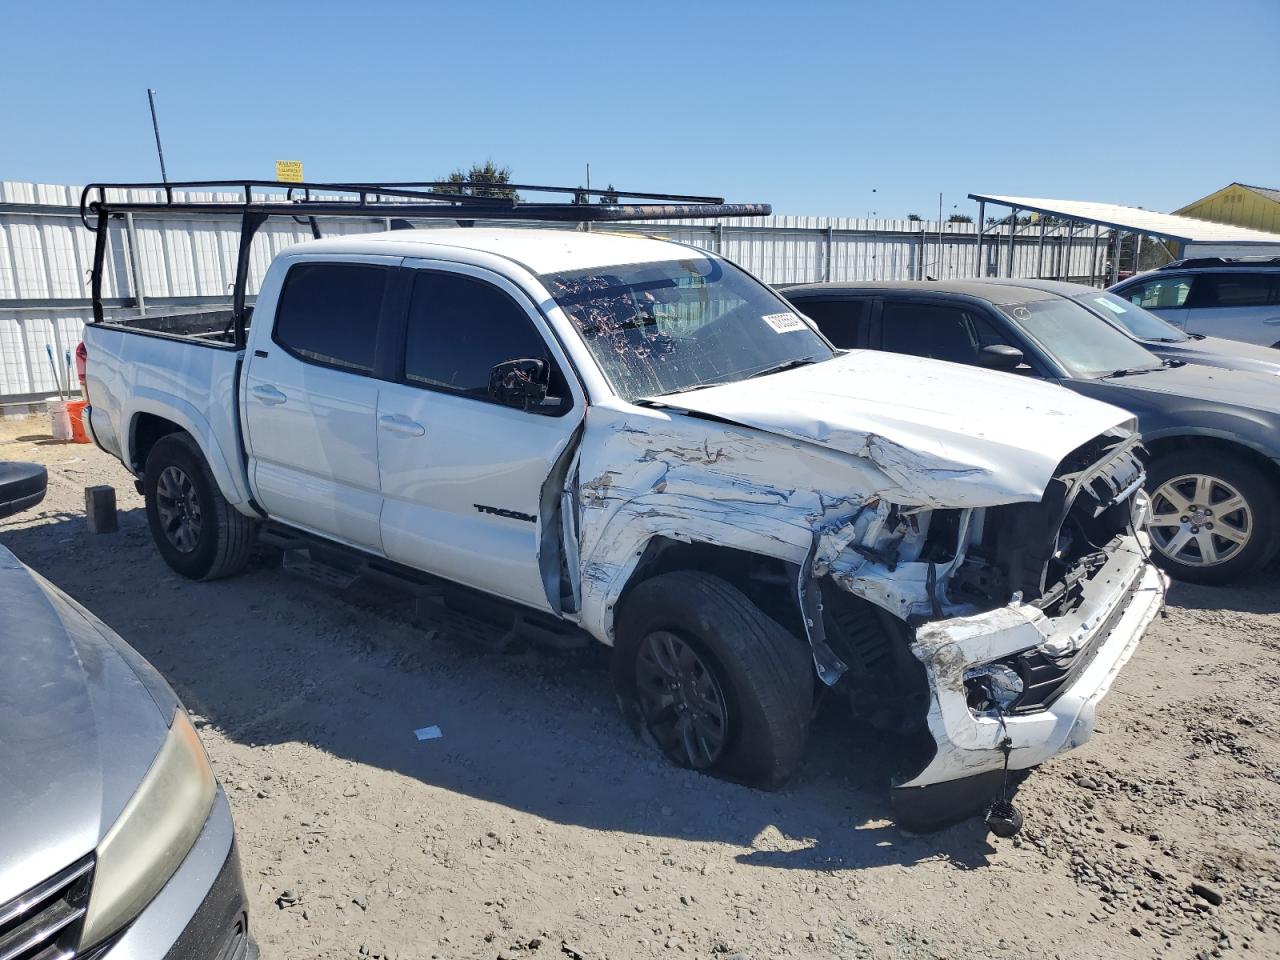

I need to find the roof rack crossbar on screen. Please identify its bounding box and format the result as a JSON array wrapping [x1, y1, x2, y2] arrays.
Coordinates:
[[82, 179, 771, 346]]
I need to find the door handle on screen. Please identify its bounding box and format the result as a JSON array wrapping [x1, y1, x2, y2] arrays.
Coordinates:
[[379, 414, 426, 437], [251, 384, 287, 405]]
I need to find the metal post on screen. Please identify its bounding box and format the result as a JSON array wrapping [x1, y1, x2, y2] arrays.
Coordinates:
[[90, 213, 110, 324], [1089, 225, 1101, 285], [1062, 222, 1074, 280], [1036, 216, 1047, 278], [824, 224, 833, 281], [1004, 208, 1017, 277], [124, 213, 147, 316], [1111, 230, 1123, 285], [146, 89, 169, 184], [1134, 233, 1144, 275], [975, 200, 985, 277]]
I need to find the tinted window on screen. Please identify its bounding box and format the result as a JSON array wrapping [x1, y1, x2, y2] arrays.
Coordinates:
[[405, 272, 551, 399], [1123, 275, 1192, 309], [795, 299, 867, 348], [1187, 273, 1279, 308], [881, 302, 1000, 365], [274, 263, 386, 373]]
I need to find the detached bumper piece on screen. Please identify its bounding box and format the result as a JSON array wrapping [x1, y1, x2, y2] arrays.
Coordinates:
[[900, 540, 1164, 797]]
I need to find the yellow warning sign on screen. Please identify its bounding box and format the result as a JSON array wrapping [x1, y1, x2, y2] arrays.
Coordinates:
[[274, 160, 304, 183]]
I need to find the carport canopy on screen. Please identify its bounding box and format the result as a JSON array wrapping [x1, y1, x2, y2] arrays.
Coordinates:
[[970, 194, 1280, 246], [967, 193, 1280, 283]]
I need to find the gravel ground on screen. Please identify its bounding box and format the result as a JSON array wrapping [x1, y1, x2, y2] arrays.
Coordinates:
[[3, 415, 1279, 960]]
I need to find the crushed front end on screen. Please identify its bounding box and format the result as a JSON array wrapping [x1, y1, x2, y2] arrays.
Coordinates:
[[812, 429, 1165, 828]]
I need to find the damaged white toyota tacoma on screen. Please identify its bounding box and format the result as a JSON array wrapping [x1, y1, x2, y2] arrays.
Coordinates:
[[82, 223, 1165, 830]]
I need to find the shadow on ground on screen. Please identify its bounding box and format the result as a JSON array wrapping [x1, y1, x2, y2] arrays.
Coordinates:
[[0, 506, 1155, 876]]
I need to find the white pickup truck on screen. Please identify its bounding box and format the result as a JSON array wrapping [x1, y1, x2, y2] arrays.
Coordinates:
[[83, 215, 1165, 829]]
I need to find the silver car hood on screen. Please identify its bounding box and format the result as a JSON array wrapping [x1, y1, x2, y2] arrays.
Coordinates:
[[646, 350, 1133, 508], [0, 546, 171, 905]]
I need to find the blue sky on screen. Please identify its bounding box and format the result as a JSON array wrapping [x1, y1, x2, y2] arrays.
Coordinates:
[[3, 0, 1277, 218]]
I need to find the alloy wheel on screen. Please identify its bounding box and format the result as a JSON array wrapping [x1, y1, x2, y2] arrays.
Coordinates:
[[635, 630, 729, 770], [1148, 473, 1251, 568], [155, 465, 203, 554]]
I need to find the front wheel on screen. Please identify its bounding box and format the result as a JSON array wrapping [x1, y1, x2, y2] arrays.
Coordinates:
[[144, 433, 258, 580], [1145, 449, 1278, 585], [612, 571, 814, 788]]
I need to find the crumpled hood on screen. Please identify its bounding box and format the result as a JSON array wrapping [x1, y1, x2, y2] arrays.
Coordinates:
[[646, 350, 1134, 507], [0, 546, 172, 905]]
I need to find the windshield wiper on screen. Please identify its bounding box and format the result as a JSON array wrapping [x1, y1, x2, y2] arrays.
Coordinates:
[[747, 357, 820, 380], [1109, 366, 1162, 377]]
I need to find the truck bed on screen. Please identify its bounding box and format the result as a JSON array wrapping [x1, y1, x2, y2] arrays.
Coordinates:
[[100, 306, 252, 346]]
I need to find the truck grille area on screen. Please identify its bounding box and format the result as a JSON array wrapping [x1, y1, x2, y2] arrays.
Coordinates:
[[0, 858, 93, 960], [951, 432, 1145, 617]]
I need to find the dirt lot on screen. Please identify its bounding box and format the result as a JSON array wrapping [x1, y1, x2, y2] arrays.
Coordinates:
[[3, 415, 1279, 960]]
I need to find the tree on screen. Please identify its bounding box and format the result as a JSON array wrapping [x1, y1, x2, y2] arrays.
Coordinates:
[[947, 213, 972, 224], [907, 213, 922, 222], [436, 160, 518, 200], [599, 184, 620, 205]]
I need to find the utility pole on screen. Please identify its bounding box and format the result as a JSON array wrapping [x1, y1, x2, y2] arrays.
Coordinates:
[[147, 88, 169, 183]]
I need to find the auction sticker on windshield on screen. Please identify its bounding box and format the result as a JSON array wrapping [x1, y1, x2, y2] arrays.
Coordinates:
[[1093, 297, 1128, 315], [762, 312, 806, 333]]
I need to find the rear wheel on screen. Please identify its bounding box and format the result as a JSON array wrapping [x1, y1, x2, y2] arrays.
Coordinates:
[[613, 571, 813, 788], [144, 433, 258, 580], [1145, 449, 1278, 584]]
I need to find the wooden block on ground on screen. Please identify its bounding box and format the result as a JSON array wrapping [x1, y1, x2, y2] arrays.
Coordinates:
[[85, 485, 118, 534]]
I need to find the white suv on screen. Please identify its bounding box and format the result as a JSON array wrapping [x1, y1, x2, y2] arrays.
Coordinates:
[[1109, 257, 1280, 348]]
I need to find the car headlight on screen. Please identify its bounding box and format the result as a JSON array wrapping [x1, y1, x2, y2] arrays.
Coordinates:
[[78, 709, 216, 949]]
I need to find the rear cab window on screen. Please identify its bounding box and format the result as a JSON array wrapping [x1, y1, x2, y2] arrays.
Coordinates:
[[273, 263, 388, 372]]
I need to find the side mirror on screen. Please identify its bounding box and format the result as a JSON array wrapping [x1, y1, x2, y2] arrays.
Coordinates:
[[0, 461, 48, 521], [978, 344, 1024, 372], [489, 358, 549, 409]]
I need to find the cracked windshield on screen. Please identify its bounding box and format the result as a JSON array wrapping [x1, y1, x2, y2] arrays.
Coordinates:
[[543, 257, 833, 401]]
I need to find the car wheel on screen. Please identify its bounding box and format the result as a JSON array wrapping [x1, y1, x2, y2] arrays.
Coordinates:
[[1144, 449, 1278, 585], [612, 571, 813, 788], [144, 433, 258, 580]]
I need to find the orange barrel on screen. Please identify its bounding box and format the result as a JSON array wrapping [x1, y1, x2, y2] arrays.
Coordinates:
[[67, 399, 91, 444]]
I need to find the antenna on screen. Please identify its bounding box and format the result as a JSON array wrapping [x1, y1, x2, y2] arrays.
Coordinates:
[[146, 89, 169, 184]]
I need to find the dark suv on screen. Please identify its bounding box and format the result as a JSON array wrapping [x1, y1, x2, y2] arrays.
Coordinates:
[[1109, 257, 1280, 348], [780, 280, 1280, 585]]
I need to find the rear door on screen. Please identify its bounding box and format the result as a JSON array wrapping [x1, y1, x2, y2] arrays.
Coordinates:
[[1182, 272, 1280, 346], [242, 256, 400, 552], [375, 260, 585, 610]]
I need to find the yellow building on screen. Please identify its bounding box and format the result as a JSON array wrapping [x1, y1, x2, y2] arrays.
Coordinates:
[[1175, 182, 1280, 233]]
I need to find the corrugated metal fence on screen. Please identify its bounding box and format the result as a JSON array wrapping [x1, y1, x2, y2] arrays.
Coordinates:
[[0, 181, 1105, 404]]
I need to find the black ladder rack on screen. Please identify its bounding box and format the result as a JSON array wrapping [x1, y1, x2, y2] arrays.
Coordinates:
[[80, 178, 772, 342]]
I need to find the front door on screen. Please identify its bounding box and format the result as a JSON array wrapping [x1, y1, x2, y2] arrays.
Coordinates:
[[242, 256, 399, 553], [375, 261, 584, 610]]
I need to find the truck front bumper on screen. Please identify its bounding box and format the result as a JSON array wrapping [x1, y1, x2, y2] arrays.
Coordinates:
[[892, 535, 1164, 819]]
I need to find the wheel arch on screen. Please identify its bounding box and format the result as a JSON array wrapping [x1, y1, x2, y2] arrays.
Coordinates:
[[126, 396, 250, 508], [1144, 432, 1280, 488]]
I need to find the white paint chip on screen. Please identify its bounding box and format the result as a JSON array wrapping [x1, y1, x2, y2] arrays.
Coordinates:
[[414, 725, 443, 741]]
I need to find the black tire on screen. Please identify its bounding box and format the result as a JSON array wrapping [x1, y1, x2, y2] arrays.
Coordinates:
[[1144, 448, 1279, 585], [612, 571, 814, 789], [144, 433, 258, 580]]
